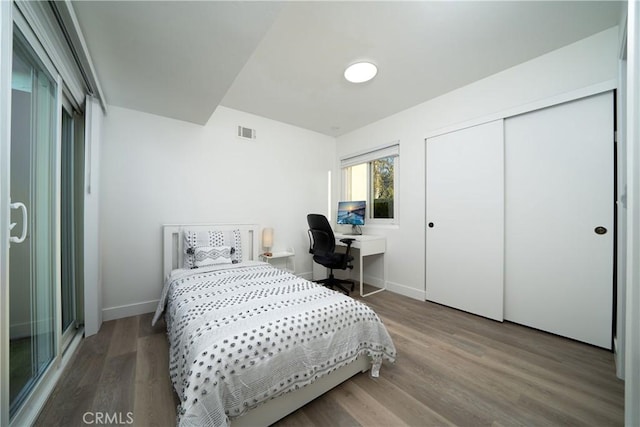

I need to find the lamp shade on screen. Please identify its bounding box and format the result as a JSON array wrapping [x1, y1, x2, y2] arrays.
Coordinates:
[[262, 227, 274, 250]]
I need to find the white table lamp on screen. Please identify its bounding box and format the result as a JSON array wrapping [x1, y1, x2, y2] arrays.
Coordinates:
[[262, 227, 273, 256]]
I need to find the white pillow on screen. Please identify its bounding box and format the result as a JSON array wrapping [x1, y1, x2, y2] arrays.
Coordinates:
[[193, 246, 234, 268], [184, 229, 242, 268]]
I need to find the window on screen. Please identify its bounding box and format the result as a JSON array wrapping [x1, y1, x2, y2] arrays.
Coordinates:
[[342, 144, 399, 223]]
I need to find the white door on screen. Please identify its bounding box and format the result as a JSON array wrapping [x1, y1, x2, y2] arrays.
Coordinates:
[[504, 92, 613, 348], [426, 120, 504, 321]]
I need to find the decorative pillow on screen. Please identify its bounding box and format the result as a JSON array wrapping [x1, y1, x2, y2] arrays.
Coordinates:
[[183, 229, 242, 268], [193, 246, 234, 268]]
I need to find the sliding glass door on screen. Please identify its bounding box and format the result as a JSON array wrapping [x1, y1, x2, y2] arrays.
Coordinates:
[[9, 30, 57, 417], [1, 3, 92, 423]]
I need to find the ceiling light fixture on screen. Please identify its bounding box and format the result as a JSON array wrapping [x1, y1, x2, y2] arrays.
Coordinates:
[[344, 62, 378, 83]]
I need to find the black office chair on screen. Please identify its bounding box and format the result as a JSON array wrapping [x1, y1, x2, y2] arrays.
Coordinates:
[[307, 214, 355, 295]]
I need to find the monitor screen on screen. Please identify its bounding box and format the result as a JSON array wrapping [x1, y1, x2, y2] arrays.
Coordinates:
[[337, 200, 366, 226]]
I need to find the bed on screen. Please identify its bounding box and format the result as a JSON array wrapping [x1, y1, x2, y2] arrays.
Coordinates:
[[153, 224, 396, 427]]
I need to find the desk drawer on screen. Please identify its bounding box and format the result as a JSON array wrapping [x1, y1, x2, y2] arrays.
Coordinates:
[[359, 239, 385, 256]]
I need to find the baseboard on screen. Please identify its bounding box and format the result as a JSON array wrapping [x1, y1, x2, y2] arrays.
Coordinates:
[[363, 274, 385, 289], [99, 277, 423, 324], [10, 318, 60, 340], [298, 271, 313, 281], [385, 280, 425, 301], [102, 300, 158, 321], [614, 336, 625, 379], [9, 320, 32, 339], [360, 274, 425, 301]]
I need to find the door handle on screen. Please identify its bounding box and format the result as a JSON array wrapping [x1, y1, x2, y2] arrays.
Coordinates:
[[594, 226, 607, 235], [428, 222, 434, 228], [10, 201, 28, 244]]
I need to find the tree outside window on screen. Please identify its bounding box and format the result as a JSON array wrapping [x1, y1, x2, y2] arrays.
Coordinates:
[[343, 153, 397, 222], [372, 157, 394, 219]]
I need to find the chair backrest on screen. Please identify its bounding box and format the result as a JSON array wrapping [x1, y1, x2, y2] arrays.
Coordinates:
[[307, 214, 336, 255]]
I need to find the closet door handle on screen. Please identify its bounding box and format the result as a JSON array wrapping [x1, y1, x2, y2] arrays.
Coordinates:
[[594, 226, 607, 235], [9, 202, 28, 244]]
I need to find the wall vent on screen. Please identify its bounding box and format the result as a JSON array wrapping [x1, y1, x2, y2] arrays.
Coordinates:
[[237, 126, 256, 140]]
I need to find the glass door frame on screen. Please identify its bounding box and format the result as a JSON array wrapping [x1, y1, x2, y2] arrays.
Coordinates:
[[9, 28, 57, 416], [1, 3, 69, 425], [1, 1, 15, 426], [8, 24, 61, 423]]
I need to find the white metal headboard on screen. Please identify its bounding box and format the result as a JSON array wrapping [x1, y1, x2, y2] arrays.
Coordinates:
[[162, 223, 260, 279]]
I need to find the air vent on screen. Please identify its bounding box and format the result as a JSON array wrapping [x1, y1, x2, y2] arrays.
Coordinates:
[[237, 126, 256, 140]]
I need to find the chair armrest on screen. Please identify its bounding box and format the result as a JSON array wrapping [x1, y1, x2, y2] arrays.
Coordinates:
[[339, 238, 355, 259], [339, 238, 355, 254]]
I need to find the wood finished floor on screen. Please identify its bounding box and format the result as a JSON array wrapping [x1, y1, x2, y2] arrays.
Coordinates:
[[36, 288, 624, 426]]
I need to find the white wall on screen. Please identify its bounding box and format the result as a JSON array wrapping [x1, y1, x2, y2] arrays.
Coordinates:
[[336, 27, 619, 300], [100, 105, 335, 320]]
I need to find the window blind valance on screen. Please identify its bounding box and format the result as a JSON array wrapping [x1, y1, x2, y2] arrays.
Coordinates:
[[340, 143, 399, 168]]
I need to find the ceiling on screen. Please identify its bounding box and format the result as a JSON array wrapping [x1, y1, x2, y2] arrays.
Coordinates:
[[72, 1, 622, 137]]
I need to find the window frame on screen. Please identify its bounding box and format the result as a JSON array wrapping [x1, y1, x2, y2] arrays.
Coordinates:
[[340, 143, 399, 226]]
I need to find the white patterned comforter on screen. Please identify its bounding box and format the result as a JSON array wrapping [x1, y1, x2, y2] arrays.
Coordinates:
[[152, 261, 396, 427]]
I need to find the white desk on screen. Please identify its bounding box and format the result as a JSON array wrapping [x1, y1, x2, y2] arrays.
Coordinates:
[[334, 233, 386, 297]]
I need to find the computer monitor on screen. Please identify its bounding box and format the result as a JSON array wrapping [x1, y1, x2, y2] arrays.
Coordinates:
[[337, 200, 366, 233]]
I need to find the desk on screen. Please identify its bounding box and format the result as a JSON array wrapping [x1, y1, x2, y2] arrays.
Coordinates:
[[334, 233, 386, 297]]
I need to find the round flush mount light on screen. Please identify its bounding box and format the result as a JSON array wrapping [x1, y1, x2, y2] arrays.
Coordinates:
[[344, 62, 378, 83]]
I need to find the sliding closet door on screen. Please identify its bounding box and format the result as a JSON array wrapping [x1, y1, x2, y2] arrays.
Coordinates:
[[504, 92, 613, 348], [426, 120, 504, 321], [9, 32, 57, 416]]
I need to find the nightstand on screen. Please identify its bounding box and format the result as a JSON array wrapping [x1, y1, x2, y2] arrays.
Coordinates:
[[259, 248, 295, 274]]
